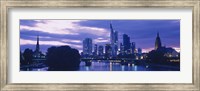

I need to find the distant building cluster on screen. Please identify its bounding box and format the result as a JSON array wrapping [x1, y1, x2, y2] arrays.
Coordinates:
[[21, 22, 180, 64], [81, 22, 180, 62], [81, 22, 142, 59]]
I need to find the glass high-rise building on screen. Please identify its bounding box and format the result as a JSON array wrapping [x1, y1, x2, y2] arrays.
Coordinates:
[[93, 44, 98, 56], [98, 45, 104, 56], [123, 34, 130, 53], [83, 38, 93, 55], [105, 44, 112, 58], [131, 42, 136, 54], [110, 22, 118, 57]]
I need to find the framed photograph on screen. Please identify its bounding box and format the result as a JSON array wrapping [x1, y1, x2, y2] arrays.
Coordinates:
[[1, 0, 199, 91]]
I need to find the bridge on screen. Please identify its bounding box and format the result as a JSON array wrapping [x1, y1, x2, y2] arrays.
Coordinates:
[[80, 58, 147, 66]]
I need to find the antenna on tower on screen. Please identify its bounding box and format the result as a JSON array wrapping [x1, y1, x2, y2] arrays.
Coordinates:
[[110, 20, 113, 30]]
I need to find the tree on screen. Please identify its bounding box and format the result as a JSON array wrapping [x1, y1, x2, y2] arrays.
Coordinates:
[[46, 46, 81, 71], [20, 51, 25, 65], [23, 48, 33, 65], [147, 49, 167, 64]]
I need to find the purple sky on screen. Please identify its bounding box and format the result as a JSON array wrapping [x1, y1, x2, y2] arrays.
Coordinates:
[[20, 20, 180, 54]]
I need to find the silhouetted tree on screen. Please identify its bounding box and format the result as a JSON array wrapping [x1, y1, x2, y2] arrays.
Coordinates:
[[20, 51, 25, 65], [23, 48, 33, 65], [147, 49, 167, 64], [46, 46, 81, 71]]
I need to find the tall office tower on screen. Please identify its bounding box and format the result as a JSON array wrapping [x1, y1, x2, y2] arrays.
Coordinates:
[[123, 34, 130, 54], [83, 38, 93, 55], [93, 44, 98, 56], [105, 44, 112, 58], [98, 45, 104, 56], [138, 48, 142, 55], [110, 21, 118, 57], [120, 43, 125, 55], [131, 42, 136, 54], [113, 31, 118, 56], [155, 32, 162, 50]]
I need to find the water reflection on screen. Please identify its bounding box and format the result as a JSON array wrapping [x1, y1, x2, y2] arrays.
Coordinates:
[[79, 61, 148, 71], [21, 61, 179, 71], [78, 61, 179, 71]]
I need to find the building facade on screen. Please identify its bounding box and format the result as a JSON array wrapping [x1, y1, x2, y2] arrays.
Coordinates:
[[110, 22, 118, 57], [123, 34, 131, 54], [83, 38, 93, 56]]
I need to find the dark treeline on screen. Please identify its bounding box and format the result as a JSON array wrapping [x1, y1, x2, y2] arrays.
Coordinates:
[[46, 46, 81, 71], [20, 48, 33, 65], [147, 48, 180, 67], [20, 45, 81, 71]]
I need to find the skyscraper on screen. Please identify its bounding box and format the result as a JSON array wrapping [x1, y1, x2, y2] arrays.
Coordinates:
[[123, 34, 130, 53], [93, 44, 98, 56], [138, 48, 142, 55], [155, 32, 162, 50], [131, 42, 136, 54], [83, 38, 93, 55], [98, 45, 104, 57], [110, 21, 118, 57], [105, 44, 112, 58], [120, 43, 125, 55]]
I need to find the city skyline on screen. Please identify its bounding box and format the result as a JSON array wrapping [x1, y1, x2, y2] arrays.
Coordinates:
[[20, 20, 180, 53]]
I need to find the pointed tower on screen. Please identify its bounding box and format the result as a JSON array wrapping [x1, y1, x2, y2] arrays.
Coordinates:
[[155, 32, 162, 50], [109, 21, 118, 57], [35, 35, 40, 52], [110, 21, 114, 44]]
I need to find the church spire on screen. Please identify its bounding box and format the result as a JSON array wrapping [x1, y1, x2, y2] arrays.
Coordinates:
[[35, 35, 40, 52], [157, 32, 159, 37], [155, 32, 162, 50], [110, 21, 114, 32]]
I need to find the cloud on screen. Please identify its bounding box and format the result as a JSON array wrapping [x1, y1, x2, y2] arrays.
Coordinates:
[[20, 20, 180, 53], [173, 47, 180, 52], [142, 48, 154, 53], [20, 39, 82, 49], [61, 39, 81, 43], [20, 20, 109, 36], [93, 38, 109, 44]]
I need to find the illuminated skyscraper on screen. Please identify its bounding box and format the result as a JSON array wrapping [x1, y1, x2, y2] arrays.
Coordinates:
[[123, 34, 130, 54], [83, 38, 93, 55], [155, 32, 162, 50], [138, 48, 142, 55], [110, 21, 118, 57], [120, 43, 125, 55], [93, 44, 98, 56], [105, 44, 112, 58], [98, 45, 104, 57], [131, 42, 136, 54]]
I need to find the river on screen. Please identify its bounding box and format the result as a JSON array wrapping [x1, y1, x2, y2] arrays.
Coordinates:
[[22, 61, 179, 71]]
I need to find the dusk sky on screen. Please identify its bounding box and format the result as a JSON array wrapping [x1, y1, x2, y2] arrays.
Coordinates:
[[20, 20, 180, 54]]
